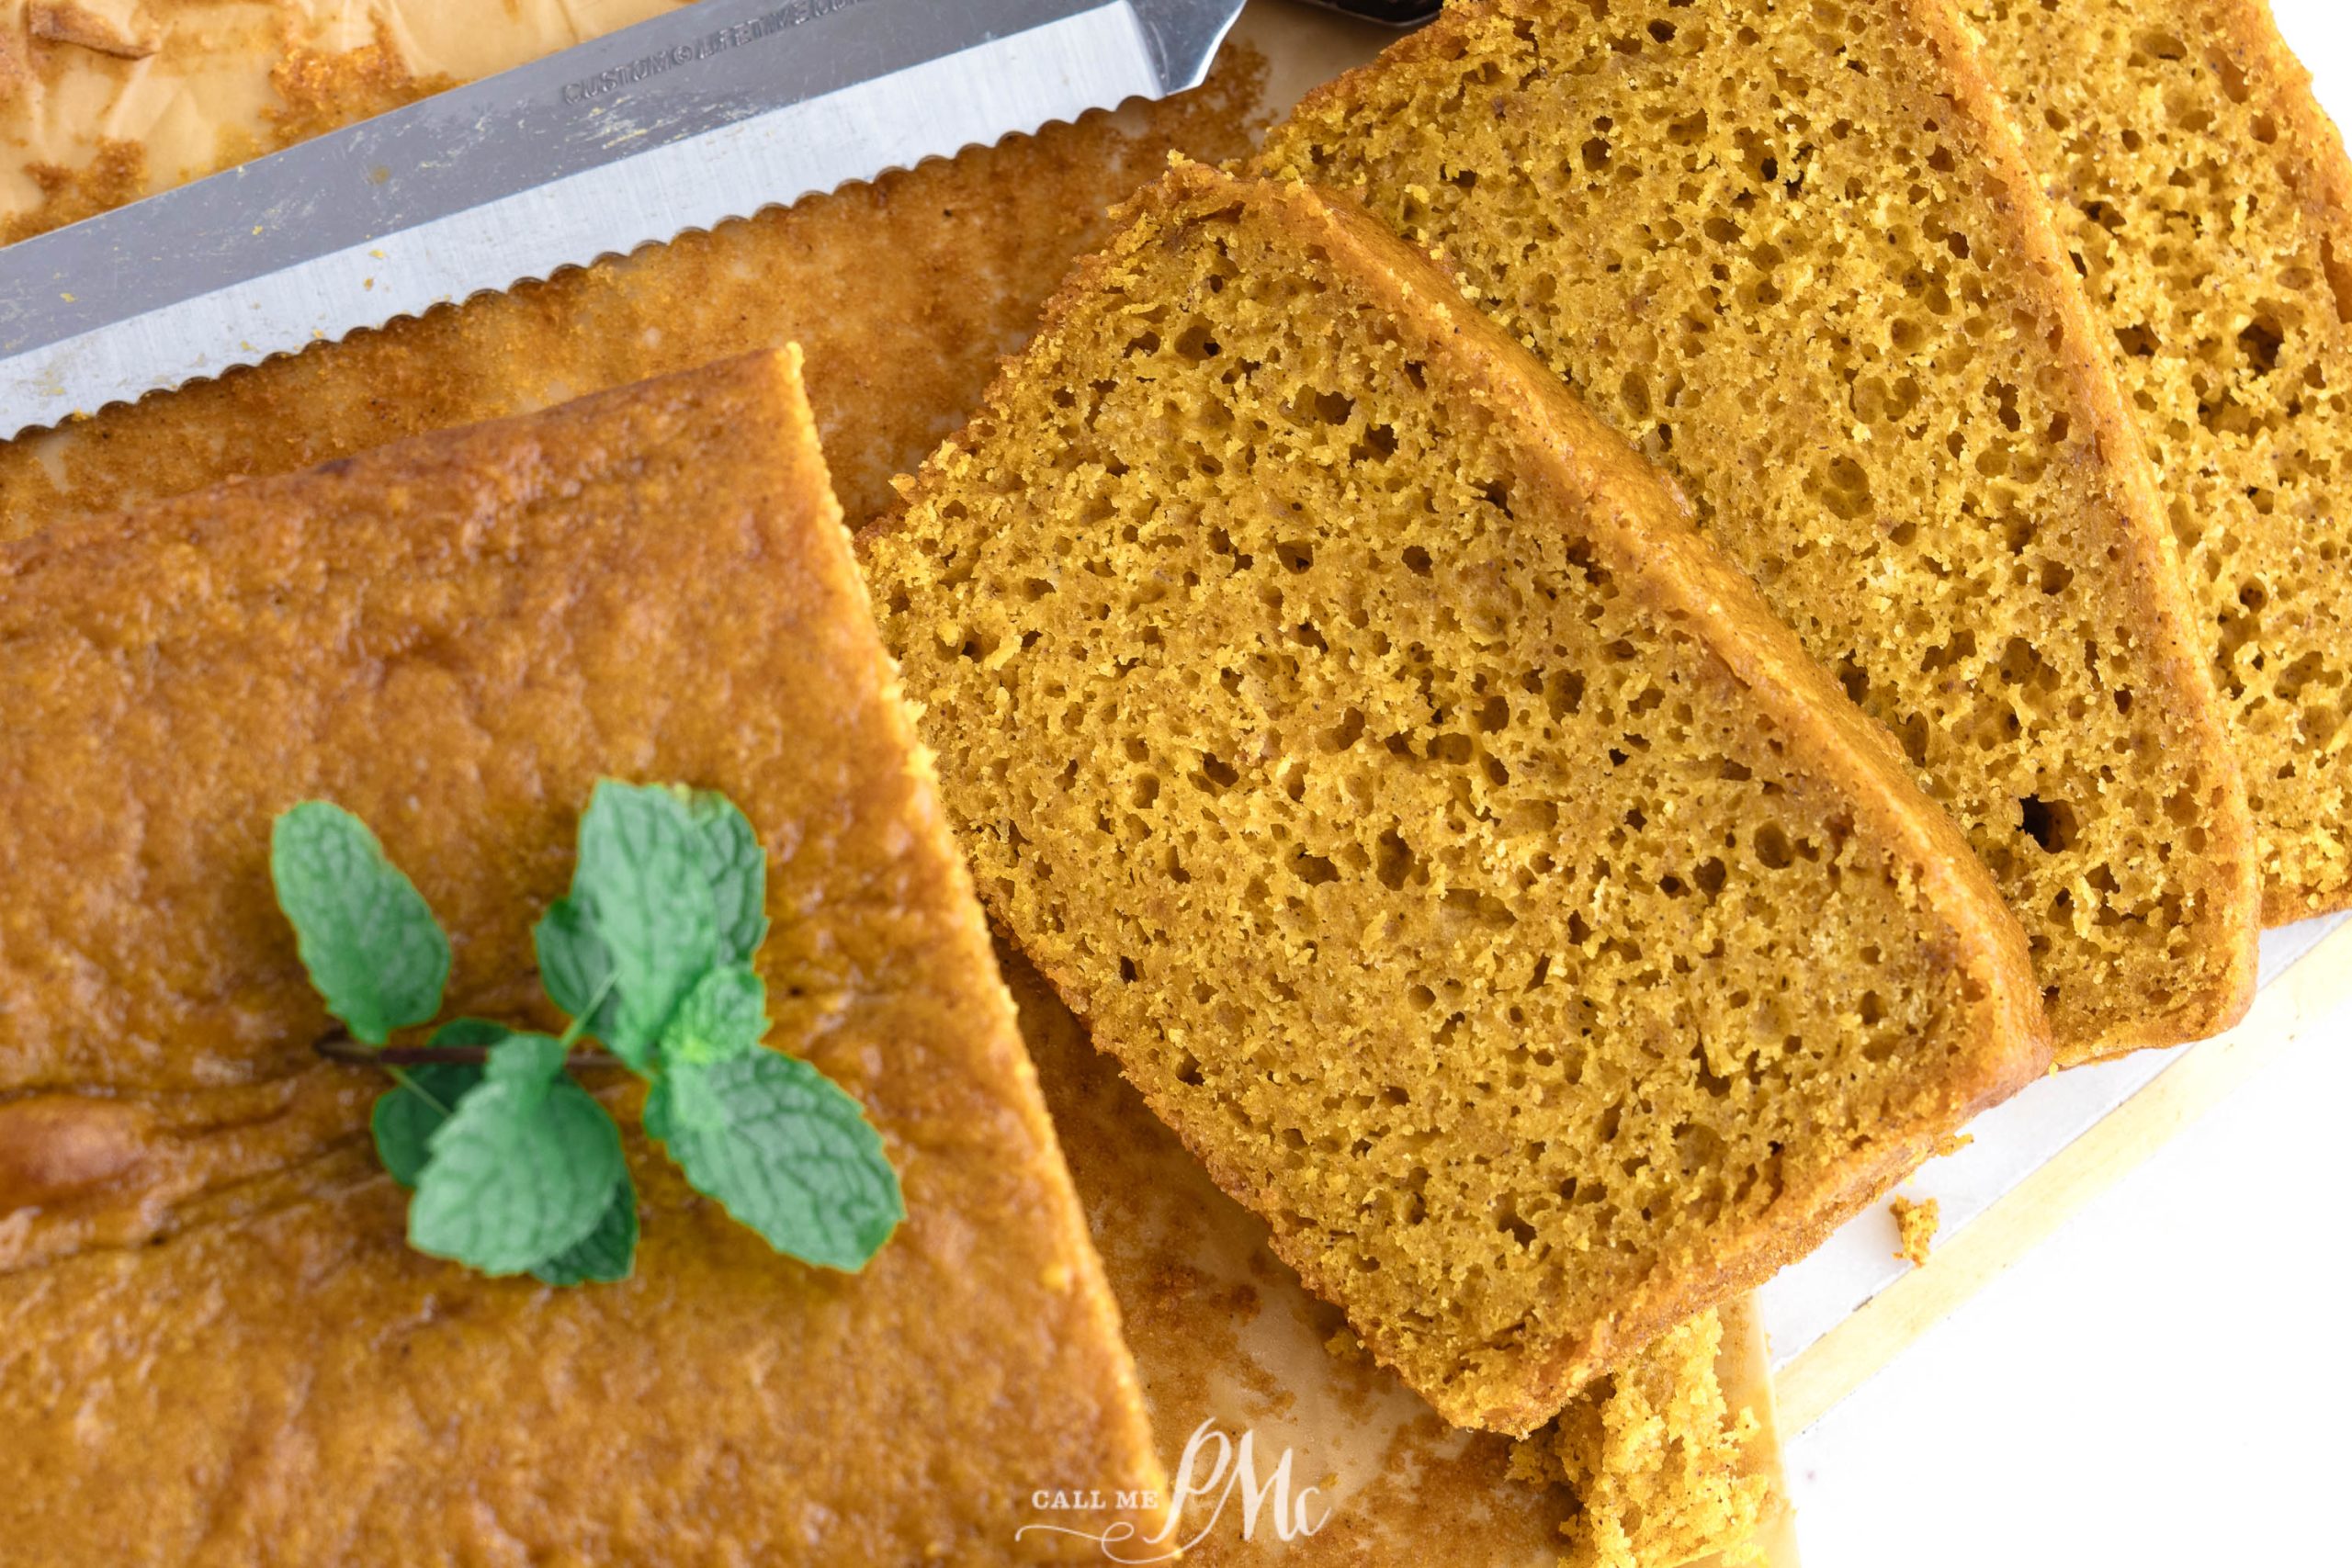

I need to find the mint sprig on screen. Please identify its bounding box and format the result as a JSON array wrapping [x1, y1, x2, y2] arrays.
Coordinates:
[[272, 781, 903, 1285], [683, 788, 773, 964], [370, 1031, 492, 1187], [530, 1179, 641, 1287], [662, 964, 769, 1066], [534, 897, 622, 1052], [373, 1023, 638, 1286]]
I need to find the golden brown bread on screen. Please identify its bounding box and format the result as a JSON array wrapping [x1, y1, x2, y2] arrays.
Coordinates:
[[1962, 0, 2352, 922], [865, 161, 2048, 1433], [0, 351, 1162, 1562], [1261, 0, 2262, 1062]]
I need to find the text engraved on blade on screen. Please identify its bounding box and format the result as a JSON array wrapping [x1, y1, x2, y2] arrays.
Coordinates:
[[560, 0, 873, 105]]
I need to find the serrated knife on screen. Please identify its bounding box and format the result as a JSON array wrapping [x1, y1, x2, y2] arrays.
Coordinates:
[[0, 0, 1305, 440]]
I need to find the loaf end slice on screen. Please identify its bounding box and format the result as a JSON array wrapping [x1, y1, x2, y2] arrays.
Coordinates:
[[1964, 0, 2352, 924], [864, 163, 2049, 1433]]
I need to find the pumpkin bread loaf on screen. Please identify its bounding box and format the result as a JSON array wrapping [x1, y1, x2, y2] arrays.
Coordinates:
[[864, 163, 2049, 1433], [0, 352, 1165, 1562], [1963, 0, 2352, 923], [1262, 0, 2261, 1062]]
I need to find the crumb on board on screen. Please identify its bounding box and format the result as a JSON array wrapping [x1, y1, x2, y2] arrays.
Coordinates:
[[1891, 1196, 1940, 1268]]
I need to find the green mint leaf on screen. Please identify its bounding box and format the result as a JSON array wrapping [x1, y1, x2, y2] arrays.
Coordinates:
[[270, 801, 450, 1045], [377, 1023, 638, 1284], [534, 896, 626, 1057], [408, 1032, 627, 1275], [371, 1019, 507, 1184], [660, 964, 768, 1066], [648, 1051, 902, 1271], [681, 789, 770, 964], [574, 782, 721, 1063], [530, 1169, 639, 1286]]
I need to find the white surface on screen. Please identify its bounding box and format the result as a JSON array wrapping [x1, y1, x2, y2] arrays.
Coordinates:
[[1758, 919, 2345, 1367], [1786, 9, 2352, 1562], [1786, 975, 2350, 1566]]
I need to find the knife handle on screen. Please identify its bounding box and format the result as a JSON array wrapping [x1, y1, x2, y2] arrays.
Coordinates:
[[1299, 0, 1441, 24]]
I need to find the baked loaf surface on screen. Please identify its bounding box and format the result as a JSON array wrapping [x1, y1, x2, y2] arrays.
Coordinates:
[[1007, 941, 1786, 1568], [865, 163, 2048, 1433], [0, 352, 1162, 1562], [1263, 0, 2260, 1061], [1964, 0, 2352, 921]]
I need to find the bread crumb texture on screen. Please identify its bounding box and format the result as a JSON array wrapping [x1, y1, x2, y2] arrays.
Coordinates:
[[1965, 0, 2352, 922], [1890, 1193, 1940, 1266], [1262, 0, 2259, 1060], [865, 163, 2044, 1432], [1512, 1311, 1770, 1568]]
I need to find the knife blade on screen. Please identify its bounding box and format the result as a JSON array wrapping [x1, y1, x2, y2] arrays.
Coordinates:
[[0, 0, 1244, 439]]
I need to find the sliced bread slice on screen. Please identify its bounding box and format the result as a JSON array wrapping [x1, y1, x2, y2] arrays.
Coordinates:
[[1262, 0, 2261, 1061], [1004, 939, 1792, 1568], [1962, 0, 2352, 921], [863, 162, 2049, 1434]]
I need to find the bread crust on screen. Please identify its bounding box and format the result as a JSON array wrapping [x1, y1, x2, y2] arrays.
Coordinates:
[[1974, 0, 2352, 925], [0, 62, 1265, 539], [1899, 0, 2261, 1037]]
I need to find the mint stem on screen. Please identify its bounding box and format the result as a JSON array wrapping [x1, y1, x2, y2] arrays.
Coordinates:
[[557, 971, 620, 1053], [384, 1064, 454, 1118], [312, 1032, 621, 1070]]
